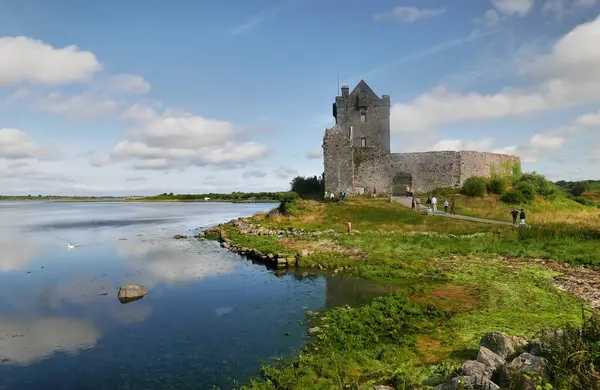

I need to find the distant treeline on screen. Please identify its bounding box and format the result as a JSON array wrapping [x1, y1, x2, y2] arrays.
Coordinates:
[[555, 180, 600, 196], [147, 191, 296, 203]]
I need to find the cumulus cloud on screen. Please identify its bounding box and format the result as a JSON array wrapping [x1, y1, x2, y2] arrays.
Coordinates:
[[106, 74, 151, 94], [0, 129, 54, 159], [36, 92, 119, 121], [492, 0, 535, 15], [0, 36, 102, 86], [93, 104, 268, 170], [543, 0, 598, 18], [391, 15, 600, 132], [305, 145, 323, 160], [374, 7, 446, 22], [0, 317, 99, 364], [274, 167, 297, 180]]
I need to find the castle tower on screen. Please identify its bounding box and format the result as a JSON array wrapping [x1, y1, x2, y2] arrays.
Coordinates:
[[323, 80, 390, 195]]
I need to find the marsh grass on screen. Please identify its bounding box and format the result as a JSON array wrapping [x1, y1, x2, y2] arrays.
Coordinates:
[[215, 198, 599, 389]]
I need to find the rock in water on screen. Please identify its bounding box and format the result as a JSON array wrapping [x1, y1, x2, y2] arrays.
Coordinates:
[[118, 284, 148, 304]]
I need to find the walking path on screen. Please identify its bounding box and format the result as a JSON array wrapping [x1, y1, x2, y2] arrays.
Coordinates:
[[390, 196, 512, 226]]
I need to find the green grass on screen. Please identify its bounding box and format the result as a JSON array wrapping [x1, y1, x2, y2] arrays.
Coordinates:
[[209, 198, 599, 389]]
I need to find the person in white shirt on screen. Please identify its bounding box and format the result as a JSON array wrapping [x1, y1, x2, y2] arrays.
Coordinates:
[[431, 196, 438, 213], [443, 199, 449, 213]]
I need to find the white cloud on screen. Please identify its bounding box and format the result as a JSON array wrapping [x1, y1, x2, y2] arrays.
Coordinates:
[[391, 15, 600, 132], [305, 145, 323, 159], [0, 129, 54, 159], [543, 0, 598, 18], [94, 104, 268, 170], [274, 167, 298, 180], [484, 9, 503, 26], [432, 138, 494, 151], [0, 317, 99, 364], [492, 0, 535, 16], [374, 7, 447, 22], [0, 36, 102, 86], [529, 133, 565, 149], [106, 74, 151, 94], [36, 92, 119, 121]]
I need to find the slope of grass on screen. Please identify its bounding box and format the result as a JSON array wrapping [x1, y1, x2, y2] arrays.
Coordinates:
[[208, 198, 600, 389]]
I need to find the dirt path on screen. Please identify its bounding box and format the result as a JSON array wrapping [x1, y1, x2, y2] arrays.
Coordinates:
[[391, 196, 512, 226]]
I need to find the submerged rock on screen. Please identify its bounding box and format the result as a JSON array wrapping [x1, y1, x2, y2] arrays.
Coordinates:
[[172, 234, 187, 239], [118, 284, 148, 304]]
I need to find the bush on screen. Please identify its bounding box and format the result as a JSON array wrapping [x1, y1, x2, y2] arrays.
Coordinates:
[[461, 176, 488, 197], [500, 189, 525, 204], [571, 181, 587, 197], [487, 178, 506, 195], [278, 192, 300, 215], [514, 181, 535, 202]]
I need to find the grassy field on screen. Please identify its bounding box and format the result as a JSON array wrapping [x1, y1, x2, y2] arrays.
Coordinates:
[[207, 197, 600, 389]]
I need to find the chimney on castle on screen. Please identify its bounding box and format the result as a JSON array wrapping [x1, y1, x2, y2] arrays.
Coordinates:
[[341, 85, 349, 98]]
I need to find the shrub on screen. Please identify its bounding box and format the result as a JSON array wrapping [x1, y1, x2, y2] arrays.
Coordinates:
[[500, 189, 525, 204], [487, 178, 506, 195], [461, 176, 487, 197], [571, 181, 587, 197], [514, 181, 535, 202], [278, 192, 300, 215], [290, 175, 324, 200]]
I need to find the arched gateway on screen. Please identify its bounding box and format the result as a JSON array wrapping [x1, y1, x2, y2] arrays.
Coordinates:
[[392, 172, 412, 196]]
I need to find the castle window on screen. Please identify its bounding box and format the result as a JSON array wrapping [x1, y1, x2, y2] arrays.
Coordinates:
[[360, 113, 366, 122], [361, 137, 366, 147], [360, 91, 366, 98]]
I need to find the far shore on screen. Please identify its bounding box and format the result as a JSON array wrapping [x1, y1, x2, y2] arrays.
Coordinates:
[[0, 197, 280, 204]]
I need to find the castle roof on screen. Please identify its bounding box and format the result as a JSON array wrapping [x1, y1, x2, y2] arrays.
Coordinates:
[[350, 80, 380, 99]]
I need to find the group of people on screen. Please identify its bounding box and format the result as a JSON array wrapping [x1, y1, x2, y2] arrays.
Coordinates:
[[325, 190, 346, 202], [409, 193, 455, 215], [510, 208, 527, 226]]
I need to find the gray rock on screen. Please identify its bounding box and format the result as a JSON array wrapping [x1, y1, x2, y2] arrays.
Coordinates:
[[459, 361, 493, 379], [480, 332, 527, 360], [499, 352, 549, 390], [118, 284, 148, 303], [373, 386, 394, 390], [434, 375, 500, 390], [476, 346, 506, 372]]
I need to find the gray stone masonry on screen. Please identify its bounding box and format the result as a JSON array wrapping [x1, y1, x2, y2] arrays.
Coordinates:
[[323, 80, 521, 196]]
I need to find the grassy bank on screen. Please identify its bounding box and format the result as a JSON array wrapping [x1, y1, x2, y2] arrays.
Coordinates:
[[207, 197, 600, 389]]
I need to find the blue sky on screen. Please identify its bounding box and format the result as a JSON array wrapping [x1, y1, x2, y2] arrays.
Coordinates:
[[1, 0, 599, 195]]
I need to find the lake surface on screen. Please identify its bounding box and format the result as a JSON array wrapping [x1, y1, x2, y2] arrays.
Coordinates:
[[0, 201, 392, 390]]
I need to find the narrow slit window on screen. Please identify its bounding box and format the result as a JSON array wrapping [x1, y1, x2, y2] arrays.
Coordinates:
[[360, 113, 366, 122], [361, 137, 366, 147]]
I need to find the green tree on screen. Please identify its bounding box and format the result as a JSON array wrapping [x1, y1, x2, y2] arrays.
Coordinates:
[[461, 177, 487, 197]]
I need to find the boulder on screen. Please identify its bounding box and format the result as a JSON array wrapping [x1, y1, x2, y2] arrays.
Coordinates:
[[480, 332, 527, 360], [459, 361, 493, 380], [172, 234, 187, 239], [476, 346, 506, 373], [499, 352, 549, 390], [434, 375, 500, 390], [118, 284, 148, 304], [373, 386, 395, 390]]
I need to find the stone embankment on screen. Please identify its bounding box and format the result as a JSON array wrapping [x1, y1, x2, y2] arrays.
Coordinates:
[[197, 218, 344, 270]]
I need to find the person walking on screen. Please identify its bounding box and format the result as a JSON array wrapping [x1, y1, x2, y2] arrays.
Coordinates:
[[406, 185, 410, 198], [519, 208, 527, 226], [330, 192, 335, 202], [450, 199, 455, 215], [409, 186, 414, 197], [510, 208, 519, 226], [373, 187, 377, 198], [411, 196, 416, 209], [443, 199, 449, 213], [415, 196, 421, 210], [431, 196, 438, 213]]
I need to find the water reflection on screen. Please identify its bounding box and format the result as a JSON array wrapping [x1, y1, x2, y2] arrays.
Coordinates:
[[0, 201, 395, 389], [0, 317, 99, 365]]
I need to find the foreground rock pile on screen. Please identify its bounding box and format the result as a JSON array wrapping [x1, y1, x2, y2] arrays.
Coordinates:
[[433, 331, 552, 390]]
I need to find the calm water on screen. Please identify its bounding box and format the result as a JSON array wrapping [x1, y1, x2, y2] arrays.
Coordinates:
[[0, 201, 391, 390]]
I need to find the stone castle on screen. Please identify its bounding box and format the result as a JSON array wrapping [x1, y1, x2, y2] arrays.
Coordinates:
[[322, 80, 521, 196]]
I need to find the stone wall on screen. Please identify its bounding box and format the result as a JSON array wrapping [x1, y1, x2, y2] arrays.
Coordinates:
[[352, 150, 521, 196], [354, 151, 461, 195], [323, 124, 354, 195], [459, 151, 521, 185]]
